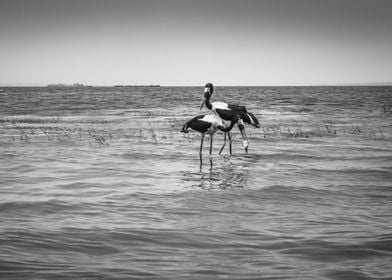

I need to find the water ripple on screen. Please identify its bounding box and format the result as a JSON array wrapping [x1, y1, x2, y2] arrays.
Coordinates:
[[1, 86, 392, 279]]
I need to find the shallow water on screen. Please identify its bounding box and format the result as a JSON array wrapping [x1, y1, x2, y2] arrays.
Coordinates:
[[1, 86, 392, 279]]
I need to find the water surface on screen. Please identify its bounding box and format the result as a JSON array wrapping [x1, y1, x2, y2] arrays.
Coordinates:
[[1, 86, 391, 279]]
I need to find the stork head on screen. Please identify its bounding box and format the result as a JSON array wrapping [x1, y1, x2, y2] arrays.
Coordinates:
[[246, 112, 261, 128], [200, 83, 214, 110], [204, 83, 214, 96]]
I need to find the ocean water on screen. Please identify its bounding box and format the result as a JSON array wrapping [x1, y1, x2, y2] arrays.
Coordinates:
[[0, 86, 391, 279]]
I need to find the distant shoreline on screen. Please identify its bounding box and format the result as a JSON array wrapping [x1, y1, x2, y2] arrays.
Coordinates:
[[0, 84, 392, 88], [1, 86, 392, 88], [114, 85, 160, 88]]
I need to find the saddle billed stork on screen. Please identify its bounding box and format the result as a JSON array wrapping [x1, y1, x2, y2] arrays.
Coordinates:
[[181, 114, 237, 157], [200, 83, 260, 154]]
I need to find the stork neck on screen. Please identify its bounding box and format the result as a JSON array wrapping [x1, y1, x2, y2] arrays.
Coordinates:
[[218, 120, 236, 132], [205, 95, 212, 110]]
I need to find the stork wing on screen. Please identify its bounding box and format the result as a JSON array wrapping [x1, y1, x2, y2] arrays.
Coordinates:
[[228, 104, 247, 113]]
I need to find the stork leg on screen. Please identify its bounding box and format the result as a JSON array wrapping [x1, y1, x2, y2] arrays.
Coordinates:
[[219, 133, 227, 155], [199, 133, 205, 156], [209, 134, 213, 157], [209, 134, 214, 167], [228, 132, 232, 155]]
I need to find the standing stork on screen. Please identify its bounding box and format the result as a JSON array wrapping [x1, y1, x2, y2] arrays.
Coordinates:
[[181, 114, 237, 157], [200, 83, 260, 154]]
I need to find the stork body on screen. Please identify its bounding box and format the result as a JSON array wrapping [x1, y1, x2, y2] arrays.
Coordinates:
[[181, 114, 236, 157], [200, 83, 260, 154]]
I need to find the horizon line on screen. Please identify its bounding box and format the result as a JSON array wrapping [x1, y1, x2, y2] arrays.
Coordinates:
[[1, 82, 392, 87]]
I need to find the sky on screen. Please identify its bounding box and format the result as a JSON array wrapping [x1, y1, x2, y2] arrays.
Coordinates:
[[1, 0, 391, 86]]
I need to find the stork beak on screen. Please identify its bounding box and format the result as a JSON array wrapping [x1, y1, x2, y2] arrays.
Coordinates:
[[242, 140, 249, 153], [200, 97, 206, 110]]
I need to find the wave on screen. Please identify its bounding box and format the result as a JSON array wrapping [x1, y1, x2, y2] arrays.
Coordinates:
[[1, 227, 390, 279]]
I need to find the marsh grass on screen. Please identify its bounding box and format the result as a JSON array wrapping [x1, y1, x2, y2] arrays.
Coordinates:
[[0, 110, 387, 147], [382, 105, 391, 115], [0, 115, 113, 146]]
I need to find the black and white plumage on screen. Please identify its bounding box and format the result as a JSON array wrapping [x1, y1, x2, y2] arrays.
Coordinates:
[[181, 114, 236, 156], [200, 83, 260, 153]]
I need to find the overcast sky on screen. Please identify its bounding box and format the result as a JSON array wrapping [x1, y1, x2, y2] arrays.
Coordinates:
[[1, 0, 391, 86]]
